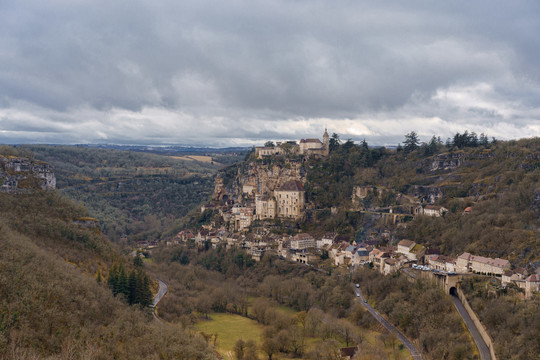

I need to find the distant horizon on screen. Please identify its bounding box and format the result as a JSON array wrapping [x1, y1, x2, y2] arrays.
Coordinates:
[[3, 133, 536, 151]]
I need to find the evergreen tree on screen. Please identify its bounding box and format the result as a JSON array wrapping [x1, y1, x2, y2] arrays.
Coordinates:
[[403, 132, 420, 153], [133, 254, 144, 268], [128, 270, 137, 305], [107, 263, 119, 295], [329, 133, 340, 152], [479, 133, 489, 146], [140, 271, 154, 307]]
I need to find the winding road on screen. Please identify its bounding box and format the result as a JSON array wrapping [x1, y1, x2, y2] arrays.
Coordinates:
[[152, 279, 168, 321], [355, 287, 424, 360]]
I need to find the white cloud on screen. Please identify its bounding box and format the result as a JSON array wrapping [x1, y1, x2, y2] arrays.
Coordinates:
[[0, 1, 539, 145]]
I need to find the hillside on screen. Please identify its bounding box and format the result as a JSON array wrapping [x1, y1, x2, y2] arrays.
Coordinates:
[[21, 145, 242, 243], [213, 136, 539, 267], [0, 188, 214, 359]]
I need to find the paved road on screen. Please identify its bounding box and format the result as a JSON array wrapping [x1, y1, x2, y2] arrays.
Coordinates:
[[152, 279, 168, 321], [402, 267, 492, 359], [450, 294, 491, 360], [355, 287, 424, 360]]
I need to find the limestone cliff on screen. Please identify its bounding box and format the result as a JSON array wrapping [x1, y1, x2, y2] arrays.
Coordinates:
[[0, 156, 56, 193], [214, 159, 305, 202]]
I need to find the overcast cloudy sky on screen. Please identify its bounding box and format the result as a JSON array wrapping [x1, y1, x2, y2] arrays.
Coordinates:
[[1, 1, 539, 146]]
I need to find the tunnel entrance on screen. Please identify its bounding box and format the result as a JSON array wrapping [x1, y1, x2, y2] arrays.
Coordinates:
[[450, 286, 458, 296]]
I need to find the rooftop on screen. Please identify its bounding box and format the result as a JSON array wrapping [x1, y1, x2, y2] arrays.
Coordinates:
[[277, 180, 305, 192]]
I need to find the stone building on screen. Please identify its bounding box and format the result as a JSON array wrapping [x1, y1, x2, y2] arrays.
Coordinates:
[[456, 252, 511, 275], [255, 129, 329, 159], [255, 194, 276, 220], [290, 233, 316, 250], [274, 180, 305, 219]]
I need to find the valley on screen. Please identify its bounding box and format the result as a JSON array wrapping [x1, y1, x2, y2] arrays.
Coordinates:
[[1, 134, 538, 360]]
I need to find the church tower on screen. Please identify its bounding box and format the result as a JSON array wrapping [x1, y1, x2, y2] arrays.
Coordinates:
[[323, 128, 330, 156]]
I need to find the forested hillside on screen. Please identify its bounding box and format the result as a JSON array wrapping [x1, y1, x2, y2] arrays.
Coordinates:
[[22, 145, 233, 243], [299, 135, 540, 266], [0, 190, 214, 359]]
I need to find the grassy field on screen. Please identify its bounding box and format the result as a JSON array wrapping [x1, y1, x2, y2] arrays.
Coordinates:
[[171, 155, 220, 164], [198, 302, 413, 360], [195, 313, 264, 359]]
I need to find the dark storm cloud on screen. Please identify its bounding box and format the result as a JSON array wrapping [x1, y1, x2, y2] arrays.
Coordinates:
[[0, 0, 539, 145]]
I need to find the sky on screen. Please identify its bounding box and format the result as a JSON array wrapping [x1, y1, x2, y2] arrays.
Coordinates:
[[1, 0, 539, 147]]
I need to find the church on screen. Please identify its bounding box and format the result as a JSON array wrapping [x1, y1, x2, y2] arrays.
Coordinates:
[[255, 129, 330, 158]]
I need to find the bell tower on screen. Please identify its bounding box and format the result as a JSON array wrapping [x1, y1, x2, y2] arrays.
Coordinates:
[[323, 128, 330, 155]]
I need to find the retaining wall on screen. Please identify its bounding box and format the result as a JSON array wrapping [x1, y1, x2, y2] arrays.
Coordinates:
[[455, 286, 498, 360]]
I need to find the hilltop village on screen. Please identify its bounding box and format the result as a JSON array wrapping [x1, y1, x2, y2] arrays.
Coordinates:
[[168, 131, 540, 299]]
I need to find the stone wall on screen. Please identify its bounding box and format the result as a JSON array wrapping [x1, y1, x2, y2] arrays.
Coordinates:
[[455, 286, 498, 360]]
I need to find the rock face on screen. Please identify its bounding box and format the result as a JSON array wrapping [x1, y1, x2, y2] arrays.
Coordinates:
[[430, 153, 467, 171], [240, 160, 305, 196], [412, 186, 444, 204], [0, 156, 56, 193], [214, 159, 305, 202]]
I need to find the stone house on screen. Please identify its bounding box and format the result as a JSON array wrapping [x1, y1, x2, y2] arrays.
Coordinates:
[[383, 258, 399, 275], [334, 251, 346, 266], [428, 255, 456, 272], [317, 232, 337, 248], [274, 180, 305, 219], [397, 240, 425, 262], [291, 250, 319, 265], [352, 247, 370, 266], [255, 194, 276, 220], [525, 274, 540, 298], [233, 207, 254, 231], [456, 252, 511, 275], [369, 248, 390, 272], [397, 240, 415, 256], [290, 233, 316, 250], [502, 268, 527, 287]]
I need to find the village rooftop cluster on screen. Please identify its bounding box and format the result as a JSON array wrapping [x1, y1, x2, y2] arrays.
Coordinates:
[[145, 131, 540, 300]]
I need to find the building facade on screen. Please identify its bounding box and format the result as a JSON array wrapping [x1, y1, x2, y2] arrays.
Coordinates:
[[274, 180, 305, 219]]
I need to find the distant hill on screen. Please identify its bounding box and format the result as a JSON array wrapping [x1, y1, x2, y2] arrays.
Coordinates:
[[21, 145, 244, 243]]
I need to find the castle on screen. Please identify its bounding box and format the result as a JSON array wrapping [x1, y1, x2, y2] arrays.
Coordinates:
[[255, 129, 330, 158]]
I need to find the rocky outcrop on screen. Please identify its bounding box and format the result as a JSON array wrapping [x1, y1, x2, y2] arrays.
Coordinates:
[[430, 153, 467, 171], [213, 159, 305, 202], [412, 185, 444, 204], [238, 160, 305, 196], [0, 156, 56, 193]]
